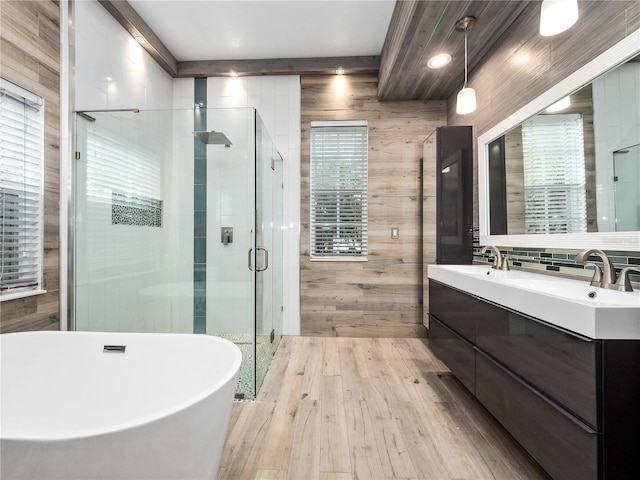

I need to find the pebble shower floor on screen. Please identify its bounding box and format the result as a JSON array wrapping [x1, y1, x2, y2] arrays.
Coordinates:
[[219, 334, 273, 401]]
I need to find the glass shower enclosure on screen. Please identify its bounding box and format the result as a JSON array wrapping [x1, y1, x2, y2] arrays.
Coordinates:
[[73, 107, 283, 399]]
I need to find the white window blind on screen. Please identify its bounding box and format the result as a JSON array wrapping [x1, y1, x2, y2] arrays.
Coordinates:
[[522, 114, 587, 234], [0, 79, 44, 296], [310, 121, 368, 260]]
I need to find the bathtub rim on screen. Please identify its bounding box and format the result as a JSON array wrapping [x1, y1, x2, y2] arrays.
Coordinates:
[[0, 331, 242, 442]]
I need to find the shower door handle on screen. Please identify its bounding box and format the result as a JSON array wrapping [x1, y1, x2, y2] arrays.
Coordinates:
[[256, 247, 269, 272], [248, 248, 253, 271]]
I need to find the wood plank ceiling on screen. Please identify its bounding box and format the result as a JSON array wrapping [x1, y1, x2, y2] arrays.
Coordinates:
[[379, 0, 532, 101], [98, 0, 533, 101]]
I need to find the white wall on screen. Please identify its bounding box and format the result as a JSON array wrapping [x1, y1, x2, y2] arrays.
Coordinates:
[[75, 0, 173, 111], [592, 62, 640, 232]]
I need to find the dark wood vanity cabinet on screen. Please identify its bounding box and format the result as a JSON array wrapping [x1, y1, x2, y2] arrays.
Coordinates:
[[429, 317, 475, 394], [429, 280, 640, 480]]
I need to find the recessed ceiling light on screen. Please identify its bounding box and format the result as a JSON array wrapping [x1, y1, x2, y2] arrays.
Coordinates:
[[513, 53, 530, 65], [134, 35, 147, 45], [427, 53, 452, 69], [336, 67, 345, 75], [230, 70, 238, 77]]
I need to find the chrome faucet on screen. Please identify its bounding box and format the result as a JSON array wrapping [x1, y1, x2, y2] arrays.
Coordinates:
[[575, 249, 617, 290], [481, 245, 510, 271]]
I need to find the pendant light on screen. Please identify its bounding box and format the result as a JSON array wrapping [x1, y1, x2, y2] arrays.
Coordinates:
[[539, 0, 579, 36], [455, 16, 477, 115]]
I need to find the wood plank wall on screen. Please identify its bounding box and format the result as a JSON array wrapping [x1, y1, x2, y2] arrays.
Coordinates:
[[300, 74, 446, 337], [1, 0, 60, 332], [446, 1, 640, 228]]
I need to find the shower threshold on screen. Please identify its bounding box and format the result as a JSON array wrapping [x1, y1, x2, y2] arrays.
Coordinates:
[[217, 333, 274, 401]]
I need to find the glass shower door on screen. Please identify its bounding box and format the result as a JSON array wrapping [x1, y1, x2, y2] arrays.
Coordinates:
[[73, 109, 178, 333], [270, 150, 284, 357], [255, 114, 284, 394], [202, 107, 257, 399]]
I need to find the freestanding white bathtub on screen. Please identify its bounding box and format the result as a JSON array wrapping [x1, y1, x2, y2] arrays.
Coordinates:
[[0, 331, 241, 480]]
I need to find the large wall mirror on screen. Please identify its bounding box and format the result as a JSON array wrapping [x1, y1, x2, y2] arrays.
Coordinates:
[[478, 31, 640, 250]]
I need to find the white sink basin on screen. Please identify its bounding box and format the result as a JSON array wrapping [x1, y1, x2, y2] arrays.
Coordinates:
[[434, 264, 495, 275], [502, 278, 640, 306], [428, 264, 640, 339], [429, 264, 530, 279]]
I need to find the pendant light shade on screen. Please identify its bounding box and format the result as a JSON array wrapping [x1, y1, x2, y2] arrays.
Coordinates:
[[456, 87, 477, 115], [540, 0, 579, 36], [455, 16, 477, 115]]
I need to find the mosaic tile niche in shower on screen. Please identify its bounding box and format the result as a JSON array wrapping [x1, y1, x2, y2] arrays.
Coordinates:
[[111, 192, 162, 227]]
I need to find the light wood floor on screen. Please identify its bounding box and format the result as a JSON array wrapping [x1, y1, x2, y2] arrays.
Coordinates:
[[218, 337, 548, 480]]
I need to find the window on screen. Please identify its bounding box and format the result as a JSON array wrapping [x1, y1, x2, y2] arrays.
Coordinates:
[[0, 78, 44, 299], [310, 121, 368, 260], [522, 114, 587, 234]]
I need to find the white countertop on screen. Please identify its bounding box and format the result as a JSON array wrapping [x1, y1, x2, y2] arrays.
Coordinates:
[[427, 264, 640, 340]]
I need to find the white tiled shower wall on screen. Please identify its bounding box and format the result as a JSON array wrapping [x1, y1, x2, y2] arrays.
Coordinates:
[[171, 76, 301, 336], [206, 76, 301, 335], [74, 0, 301, 335]]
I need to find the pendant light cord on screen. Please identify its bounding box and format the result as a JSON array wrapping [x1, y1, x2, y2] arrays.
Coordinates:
[[463, 28, 468, 88]]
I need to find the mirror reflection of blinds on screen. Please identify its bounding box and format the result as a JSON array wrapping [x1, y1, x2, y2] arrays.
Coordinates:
[[0, 86, 44, 293], [310, 122, 368, 259], [522, 114, 587, 234]]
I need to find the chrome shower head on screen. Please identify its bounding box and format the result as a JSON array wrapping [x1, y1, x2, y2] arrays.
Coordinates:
[[193, 130, 232, 147]]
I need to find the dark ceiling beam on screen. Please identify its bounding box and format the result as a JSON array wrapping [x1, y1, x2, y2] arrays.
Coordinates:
[[176, 56, 380, 78], [98, 0, 178, 77]]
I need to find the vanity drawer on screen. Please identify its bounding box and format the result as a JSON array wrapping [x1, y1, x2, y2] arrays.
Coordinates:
[[476, 351, 598, 480], [429, 280, 476, 343], [429, 315, 475, 394], [475, 300, 598, 428]]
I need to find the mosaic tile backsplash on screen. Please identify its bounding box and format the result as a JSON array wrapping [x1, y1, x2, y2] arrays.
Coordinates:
[[112, 192, 162, 227], [472, 227, 640, 283]]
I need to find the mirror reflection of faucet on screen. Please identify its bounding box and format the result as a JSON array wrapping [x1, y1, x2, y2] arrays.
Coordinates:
[[221, 227, 233, 245], [481, 245, 510, 271]]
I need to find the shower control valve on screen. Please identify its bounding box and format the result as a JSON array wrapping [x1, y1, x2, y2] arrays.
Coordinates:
[[221, 227, 233, 245]]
